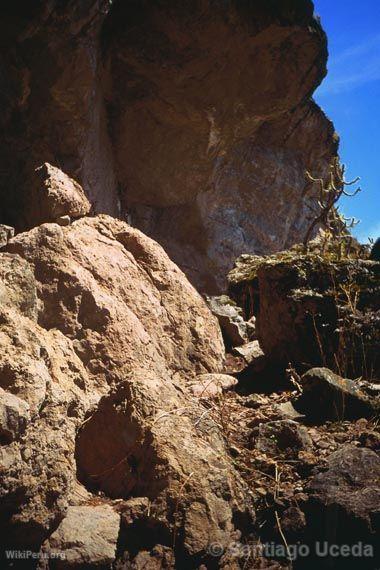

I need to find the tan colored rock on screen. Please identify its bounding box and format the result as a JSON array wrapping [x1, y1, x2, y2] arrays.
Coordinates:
[[26, 163, 91, 228], [189, 373, 238, 399], [130, 545, 174, 569], [232, 340, 264, 364], [1, 215, 252, 563], [0, 305, 89, 547], [39, 505, 120, 568], [0, 253, 37, 319], [7, 215, 224, 386], [75, 372, 253, 558]]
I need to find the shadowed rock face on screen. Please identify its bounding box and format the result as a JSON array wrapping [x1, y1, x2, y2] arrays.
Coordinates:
[[0, 0, 337, 291]]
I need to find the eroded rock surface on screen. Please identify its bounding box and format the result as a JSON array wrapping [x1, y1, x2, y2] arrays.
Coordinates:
[[228, 252, 380, 379], [0, 215, 254, 566], [7, 215, 224, 386], [25, 162, 91, 228], [0, 0, 337, 291], [39, 505, 120, 568]]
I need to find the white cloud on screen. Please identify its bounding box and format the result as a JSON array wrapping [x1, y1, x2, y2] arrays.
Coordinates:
[[329, 34, 380, 65], [317, 34, 380, 96]]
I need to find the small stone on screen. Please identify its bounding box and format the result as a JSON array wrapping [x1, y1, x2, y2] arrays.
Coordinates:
[[206, 295, 248, 347], [56, 215, 71, 226], [121, 497, 150, 526], [40, 505, 120, 566], [253, 420, 313, 457], [358, 431, 380, 451], [232, 340, 264, 364], [243, 394, 264, 409], [132, 545, 174, 569], [280, 506, 306, 534], [189, 373, 237, 399], [316, 440, 330, 449], [276, 401, 305, 421], [228, 444, 241, 457], [27, 162, 91, 227], [0, 224, 15, 248]]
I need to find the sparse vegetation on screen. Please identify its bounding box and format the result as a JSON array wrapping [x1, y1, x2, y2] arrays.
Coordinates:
[[304, 157, 362, 258]]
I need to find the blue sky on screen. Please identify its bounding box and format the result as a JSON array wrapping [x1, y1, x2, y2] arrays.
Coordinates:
[[313, 0, 380, 243]]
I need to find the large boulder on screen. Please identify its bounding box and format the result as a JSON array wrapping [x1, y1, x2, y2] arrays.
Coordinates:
[[0, 1, 337, 291], [1, 215, 254, 565], [304, 445, 380, 568], [6, 215, 224, 384], [228, 252, 380, 379], [0, 305, 90, 549], [75, 373, 253, 561], [294, 368, 379, 422]]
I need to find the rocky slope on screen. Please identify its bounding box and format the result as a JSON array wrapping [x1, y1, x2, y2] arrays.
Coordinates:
[[1, 213, 379, 568], [0, 0, 337, 291], [0, 213, 254, 566], [1, 1, 379, 568]]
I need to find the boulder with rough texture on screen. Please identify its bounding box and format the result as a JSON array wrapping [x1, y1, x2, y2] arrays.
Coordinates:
[[295, 368, 378, 422], [0, 303, 89, 549], [1, 215, 254, 565], [75, 374, 253, 561], [7, 215, 224, 384], [39, 505, 120, 568], [25, 163, 91, 228], [0, 1, 337, 291], [228, 252, 380, 378]]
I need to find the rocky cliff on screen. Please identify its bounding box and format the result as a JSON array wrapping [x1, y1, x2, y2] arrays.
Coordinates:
[[0, 0, 337, 291], [2, 2, 378, 568]]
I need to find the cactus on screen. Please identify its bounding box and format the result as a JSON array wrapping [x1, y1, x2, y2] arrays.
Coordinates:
[[303, 158, 361, 255]]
